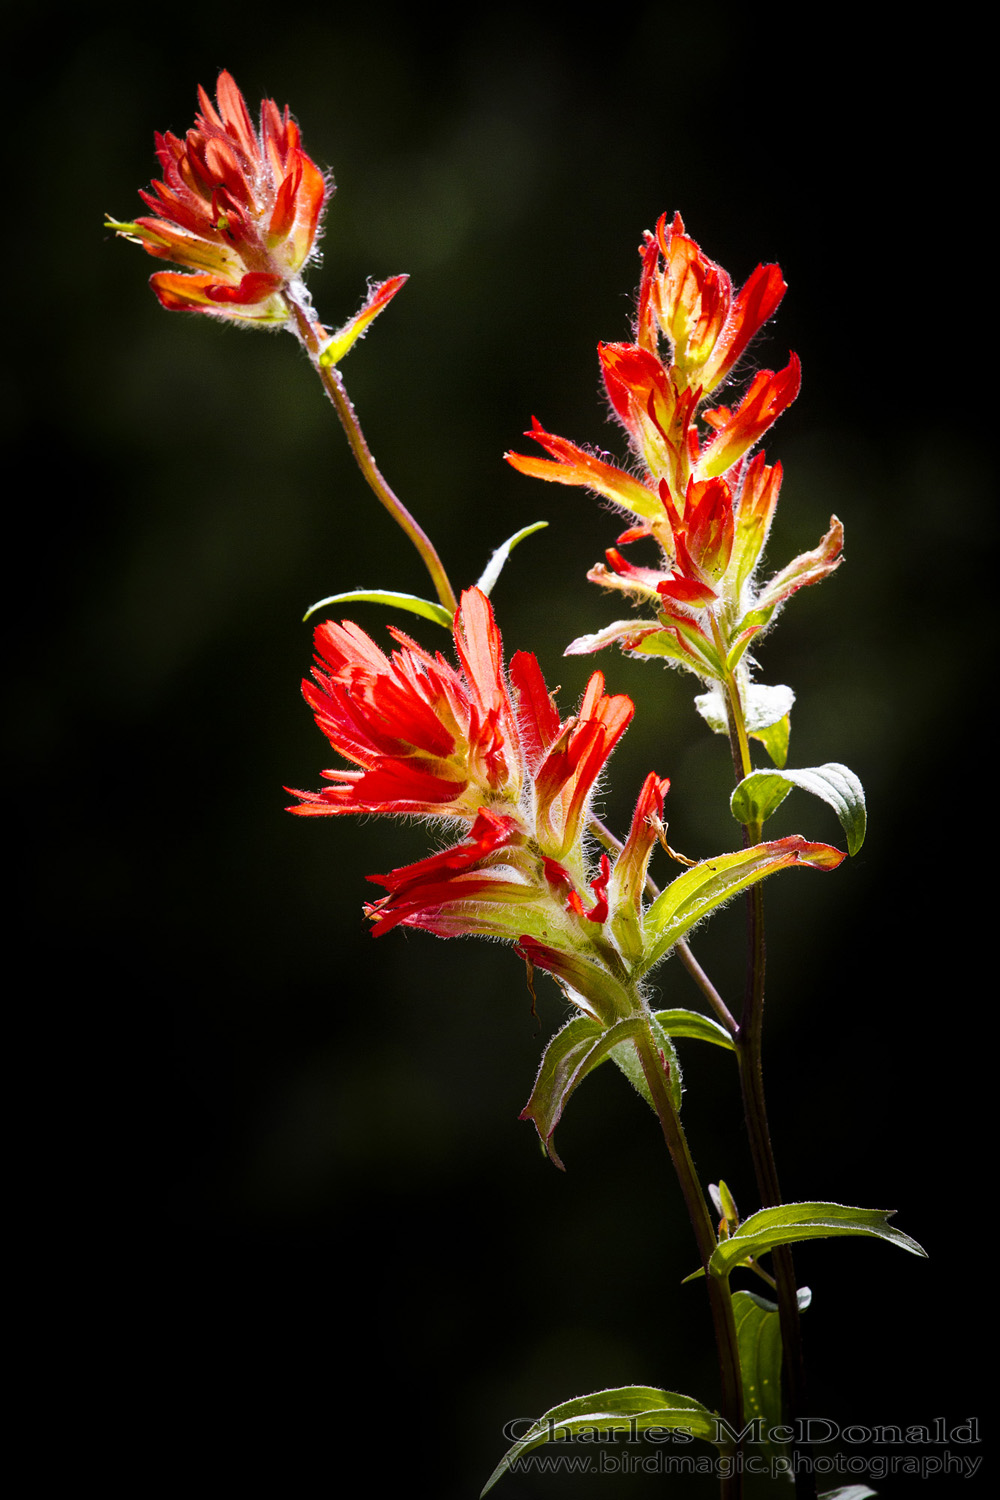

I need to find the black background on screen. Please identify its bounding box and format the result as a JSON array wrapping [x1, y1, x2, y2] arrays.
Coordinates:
[[14, 4, 989, 1493]]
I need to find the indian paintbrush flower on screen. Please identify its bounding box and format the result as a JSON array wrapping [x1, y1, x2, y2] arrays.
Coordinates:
[[107, 71, 405, 348], [288, 588, 653, 1020], [506, 213, 843, 689]]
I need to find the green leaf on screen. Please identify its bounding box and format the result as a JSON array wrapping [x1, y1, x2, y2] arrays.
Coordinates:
[[302, 589, 453, 628], [750, 714, 791, 768], [476, 521, 548, 597], [481, 1385, 719, 1495], [732, 1291, 786, 1453], [652, 1009, 735, 1051], [731, 763, 867, 855], [520, 1015, 647, 1168], [640, 839, 845, 975], [706, 1203, 926, 1279]]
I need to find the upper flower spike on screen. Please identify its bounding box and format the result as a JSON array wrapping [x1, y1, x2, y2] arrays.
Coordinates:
[[109, 71, 329, 323], [506, 213, 842, 687], [638, 212, 787, 395]]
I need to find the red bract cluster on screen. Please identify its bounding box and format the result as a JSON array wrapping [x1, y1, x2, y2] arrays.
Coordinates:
[[507, 213, 842, 683], [112, 72, 328, 323], [288, 590, 657, 1018]]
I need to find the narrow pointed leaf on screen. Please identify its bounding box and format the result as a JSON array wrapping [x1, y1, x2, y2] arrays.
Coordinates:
[[652, 1008, 735, 1050], [318, 274, 408, 366], [481, 1385, 719, 1494], [564, 619, 658, 656], [641, 838, 845, 974], [731, 763, 866, 855], [302, 589, 453, 627], [476, 521, 549, 597], [706, 1203, 926, 1278], [520, 1015, 647, 1168]]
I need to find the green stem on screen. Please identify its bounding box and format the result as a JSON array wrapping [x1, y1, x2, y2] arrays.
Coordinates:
[[715, 640, 815, 1500], [282, 288, 458, 615], [587, 815, 738, 1036], [632, 1024, 744, 1500]]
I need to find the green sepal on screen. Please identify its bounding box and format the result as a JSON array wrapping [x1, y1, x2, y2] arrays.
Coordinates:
[[481, 1385, 719, 1495], [476, 521, 548, 597], [520, 1015, 648, 1169], [652, 1008, 735, 1051], [640, 839, 845, 975], [522, 1013, 691, 1165], [750, 714, 791, 768], [693, 1203, 926, 1280], [628, 627, 714, 671], [302, 589, 453, 628], [650, 615, 724, 674], [731, 763, 867, 855]]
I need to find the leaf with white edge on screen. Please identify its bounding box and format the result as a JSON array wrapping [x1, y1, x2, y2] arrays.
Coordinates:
[[694, 686, 728, 734], [706, 1203, 926, 1278], [520, 1015, 647, 1168], [476, 521, 548, 597], [302, 589, 453, 628], [653, 1009, 735, 1051], [481, 1385, 719, 1495], [732, 1291, 784, 1447], [565, 620, 656, 656], [640, 838, 845, 975], [731, 763, 867, 855], [695, 682, 795, 737]]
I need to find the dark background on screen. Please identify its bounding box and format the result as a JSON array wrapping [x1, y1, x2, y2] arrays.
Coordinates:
[[14, 4, 989, 1493]]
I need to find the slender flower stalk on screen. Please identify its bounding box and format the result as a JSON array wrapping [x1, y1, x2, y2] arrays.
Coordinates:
[[107, 71, 456, 613], [281, 286, 457, 613]]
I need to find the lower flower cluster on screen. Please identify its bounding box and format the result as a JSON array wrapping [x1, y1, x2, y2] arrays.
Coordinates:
[[289, 588, 660, 1021]]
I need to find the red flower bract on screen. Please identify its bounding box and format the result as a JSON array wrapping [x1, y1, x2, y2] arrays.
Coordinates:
[[124, 71, 329, 323], [289, 588, 633, 858], [289, 589, 642, 965], [506, 212, 843, 682]]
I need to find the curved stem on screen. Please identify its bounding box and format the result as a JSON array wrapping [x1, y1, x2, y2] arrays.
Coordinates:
[[282, 288, 458, 615], [632, 1024, 743, 1500], [715, 644, 815, 1500]]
